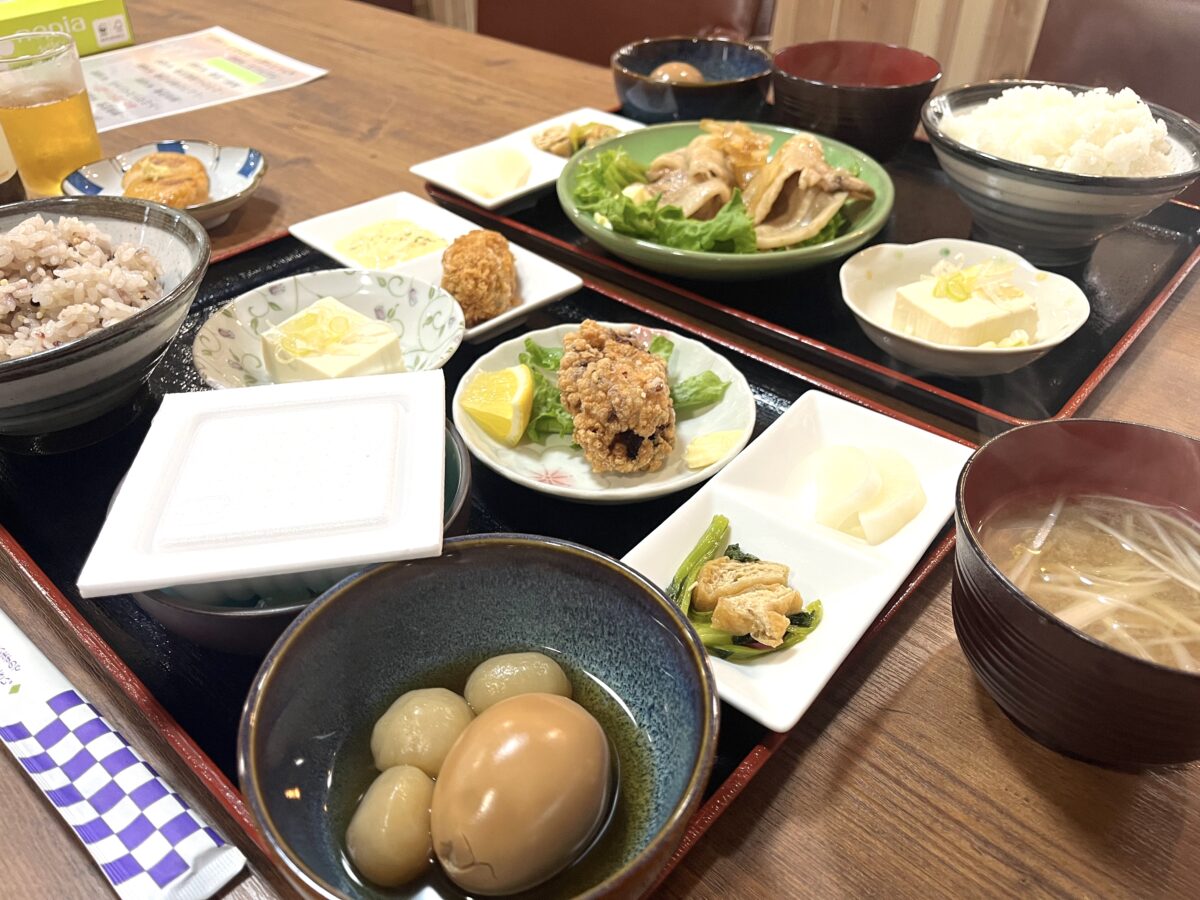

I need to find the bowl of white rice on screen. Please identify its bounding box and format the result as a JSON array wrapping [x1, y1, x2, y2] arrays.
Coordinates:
[[0, 196, 209, 451], [922, 80, 1200, 265]]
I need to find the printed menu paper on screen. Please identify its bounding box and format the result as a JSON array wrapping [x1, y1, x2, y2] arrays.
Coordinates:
[[82, 26, 327, 132]]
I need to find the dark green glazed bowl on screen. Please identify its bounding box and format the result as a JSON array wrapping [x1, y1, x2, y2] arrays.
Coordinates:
[[238, 534, 719, 899], [130, 420, 472, 655]]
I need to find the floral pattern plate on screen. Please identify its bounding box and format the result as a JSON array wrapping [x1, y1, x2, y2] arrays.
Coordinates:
[[192, 269, 465, 388], [451, 322, 756, 503]]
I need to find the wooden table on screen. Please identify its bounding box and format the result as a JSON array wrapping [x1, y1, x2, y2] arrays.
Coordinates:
[[3, 0, 1198, 897]]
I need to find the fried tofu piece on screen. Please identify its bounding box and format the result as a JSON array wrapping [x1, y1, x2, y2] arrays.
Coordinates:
[[440, 230, 519, 326], [711, 584, 806, 648], [122, 152, 210, 208], [557, 320, 676, 474], [692, 557, 790, 612]]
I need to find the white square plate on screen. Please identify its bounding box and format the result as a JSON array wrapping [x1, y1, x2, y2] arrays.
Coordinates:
[[623, 390, 973, 732], [77, 372, 446, 598], [290, 191, 583, 342], [409, 107, 643, 209]]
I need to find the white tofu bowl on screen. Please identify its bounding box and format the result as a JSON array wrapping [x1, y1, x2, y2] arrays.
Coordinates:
[[839, 238, 1090, 377], [192, 268, 466, 388], [62, 140, 267, 229]]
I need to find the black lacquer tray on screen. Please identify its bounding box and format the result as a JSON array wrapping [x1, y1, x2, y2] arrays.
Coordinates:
[[0, 236, 969, 874], [426, 140, 1200, 434]]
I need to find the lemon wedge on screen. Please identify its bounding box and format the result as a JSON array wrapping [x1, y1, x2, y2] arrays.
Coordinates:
[[684, 430, 744, 469], [460, 364, 534, 446]]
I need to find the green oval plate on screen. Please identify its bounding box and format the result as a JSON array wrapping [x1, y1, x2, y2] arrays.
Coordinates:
[[557, 121, 895, 280]]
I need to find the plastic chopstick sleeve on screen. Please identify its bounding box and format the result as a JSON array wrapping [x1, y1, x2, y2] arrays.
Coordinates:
[[0, 608, 246, 900]]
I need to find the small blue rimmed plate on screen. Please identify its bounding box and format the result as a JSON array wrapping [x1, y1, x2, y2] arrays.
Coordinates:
[[62, 139, 267, 228]]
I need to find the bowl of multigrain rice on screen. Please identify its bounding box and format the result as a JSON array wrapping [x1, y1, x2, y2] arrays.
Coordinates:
[[0, 196, 209, 452], [922, 80, 1200, 265]]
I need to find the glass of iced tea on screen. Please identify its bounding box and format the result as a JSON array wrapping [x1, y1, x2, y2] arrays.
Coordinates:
[[0, 32, 102, 197]]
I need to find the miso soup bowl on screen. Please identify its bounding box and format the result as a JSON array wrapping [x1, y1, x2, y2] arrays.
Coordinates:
[[953, 418, 1200, 767], [239, 534, 719, 899]]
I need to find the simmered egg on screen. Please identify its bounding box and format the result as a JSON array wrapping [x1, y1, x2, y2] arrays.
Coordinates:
[[431, 693, 612, 895], [649, 61, 705, 84]]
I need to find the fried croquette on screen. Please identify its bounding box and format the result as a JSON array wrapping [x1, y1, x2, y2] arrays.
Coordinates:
[[557, 320, 676, 474], [440, 230, 519, 326], [121, 152, 210, 208]]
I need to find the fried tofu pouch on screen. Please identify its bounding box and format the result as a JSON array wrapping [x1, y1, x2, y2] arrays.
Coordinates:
[[710, 584, 807, 648], [440, 230, 519, 326], [557, 320, 676, 474], [122, 152, 210, 208], [695, 556, 806, 647], [692, 557, 789, 612]]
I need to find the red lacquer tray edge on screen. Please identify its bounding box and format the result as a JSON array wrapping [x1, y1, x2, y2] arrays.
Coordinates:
[[424, 181, 1200, 432]]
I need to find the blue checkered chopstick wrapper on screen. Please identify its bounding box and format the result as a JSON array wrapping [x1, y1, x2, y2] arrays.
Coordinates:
[[0, 608, 246, 899]]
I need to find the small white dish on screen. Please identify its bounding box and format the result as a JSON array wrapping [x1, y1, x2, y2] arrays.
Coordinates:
[[289, 191, 583, 343], [62, 140, 267, 229], [839, 238, 1091, 377], [409, 107, 643, 209], [192, 268, 465, 388], [77, 371, 447, 600], [623, 390, 973, 732], [452, 322, 756, 503]]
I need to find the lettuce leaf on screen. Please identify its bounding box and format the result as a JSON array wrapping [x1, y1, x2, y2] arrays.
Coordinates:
[[573, 149, 758, 254], [648, 335, 674, 364], [672, 371, 731, 416], [518, 339, 573, 443]]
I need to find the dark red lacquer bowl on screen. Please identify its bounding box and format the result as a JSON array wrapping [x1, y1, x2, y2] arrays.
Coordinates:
[[772, 40, 941, 161], [954, 418, 1200, 767]]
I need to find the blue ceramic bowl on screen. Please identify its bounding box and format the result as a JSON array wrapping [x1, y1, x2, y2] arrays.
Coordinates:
[[239, 535, 719, 899], [612, 36, 771, 123]]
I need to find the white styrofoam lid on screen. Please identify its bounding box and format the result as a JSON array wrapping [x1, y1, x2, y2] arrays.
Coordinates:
[[77, 371, 446, 598]]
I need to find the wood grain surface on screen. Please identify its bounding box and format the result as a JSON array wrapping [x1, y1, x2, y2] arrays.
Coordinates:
[[0, 1, 1197, 897]]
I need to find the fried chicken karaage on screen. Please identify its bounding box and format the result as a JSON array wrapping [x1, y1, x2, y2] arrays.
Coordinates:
[[557, 320, 676, 474], [440, 230, 519, 326]]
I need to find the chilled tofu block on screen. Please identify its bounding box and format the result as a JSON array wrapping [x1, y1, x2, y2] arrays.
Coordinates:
[[261, 296, 405, 382], [891, 279, 1038, 347]]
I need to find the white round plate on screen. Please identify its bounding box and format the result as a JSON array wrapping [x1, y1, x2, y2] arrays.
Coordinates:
[[452, 322, 756, 502], [62, 140, 267, 229], [839, 238, 1090, 377], [193, 268, 465, 388]]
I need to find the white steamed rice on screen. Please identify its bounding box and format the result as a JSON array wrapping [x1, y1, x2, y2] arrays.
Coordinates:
[[941, 85, 1182, 178], [0, 215, 163, 361]]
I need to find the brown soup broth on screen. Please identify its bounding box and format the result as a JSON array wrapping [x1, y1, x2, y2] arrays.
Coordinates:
[[329, 647, 654, 898], [978, 491, 1200, 673]]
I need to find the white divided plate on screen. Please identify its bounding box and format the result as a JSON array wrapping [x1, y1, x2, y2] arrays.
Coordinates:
[[839, 238, 1090, 377], [62, 140, 267, 229], [290, 191, 583, 342], [77, 372, 446, 598], [452, 322, 756, 503], [623, 390, 974, 732], [409, 107, 643, 209]]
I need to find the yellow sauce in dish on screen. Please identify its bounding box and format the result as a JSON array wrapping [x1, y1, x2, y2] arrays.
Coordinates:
[[333, 220, 447, 268]]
